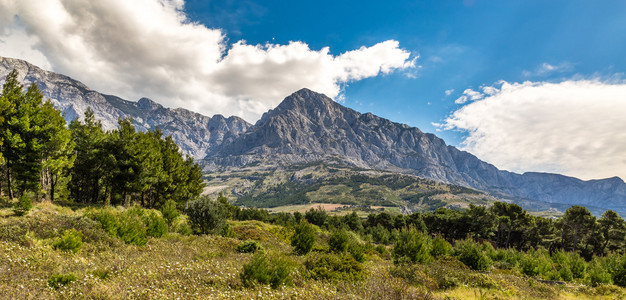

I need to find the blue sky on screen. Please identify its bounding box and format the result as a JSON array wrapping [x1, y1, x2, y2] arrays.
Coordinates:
[[1, 0, 626, 180], [184, 0, 626, 145]]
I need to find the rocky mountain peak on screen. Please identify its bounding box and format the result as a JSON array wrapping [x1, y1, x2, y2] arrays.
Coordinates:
[[137, 97, 162, 111]]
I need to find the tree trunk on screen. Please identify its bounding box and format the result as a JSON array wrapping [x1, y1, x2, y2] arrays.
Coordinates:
[[50, 174, 56, 202], [7, 167, 13, 199]]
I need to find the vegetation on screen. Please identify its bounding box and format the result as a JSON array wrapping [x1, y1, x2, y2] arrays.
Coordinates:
[[3, 69, 626, 298]]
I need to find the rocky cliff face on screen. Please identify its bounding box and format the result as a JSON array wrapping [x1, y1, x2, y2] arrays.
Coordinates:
[[0, 56, 251, 158], [207, 89, 626, 213]]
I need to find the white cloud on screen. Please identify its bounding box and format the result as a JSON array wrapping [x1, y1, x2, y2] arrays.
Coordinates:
[[522, 62, 573, 78], [444, 80, 626, 180], [445, 89, 454, 96], [0, 0, 415, 122], [454, 88, 485, 104]]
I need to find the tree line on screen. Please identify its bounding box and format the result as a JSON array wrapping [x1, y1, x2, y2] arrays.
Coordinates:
[[0, 69, 204, 207]]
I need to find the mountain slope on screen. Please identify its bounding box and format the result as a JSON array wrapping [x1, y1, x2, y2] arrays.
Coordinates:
[[0, 56, 251, 158], [207, 88, 626, 214]]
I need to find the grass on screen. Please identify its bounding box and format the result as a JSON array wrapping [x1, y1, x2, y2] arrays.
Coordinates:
[[1, 200, 625, 299]]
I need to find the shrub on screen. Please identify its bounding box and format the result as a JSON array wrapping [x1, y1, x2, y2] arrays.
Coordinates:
[[237, 240, 264, 253], [369, 224, 391, 245], [117, 210, 147, 246], [240, 254, 293, 289], [13, 194, 32, 216], [587, 260, 612, 286], [304, 253, 364, 281], [221, 223, 236, 238], [348, 242, 366, 263], [172, 216, 193, 236], [52, 229, 83, 253], [430, 235, 452, 258], [305, 206, 327, 227], [454, 239, 492, 271], [392, 227, 431, 264], [328, 229, 351, 252], [291, 221, 315, 255], [160, 199, 180, 226], [90, 209, 119, 236], [613, 260, 626, 287], [186, 197, 227, 234], [143, 210, 168, 238], [48, 273, 77, 289], [569, 253, 587, 279]]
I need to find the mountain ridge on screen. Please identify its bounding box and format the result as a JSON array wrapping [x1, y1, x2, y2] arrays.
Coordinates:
[[1, 56, 625, 215], [0, 56, 251, 158], [206, 88, 626, 214]]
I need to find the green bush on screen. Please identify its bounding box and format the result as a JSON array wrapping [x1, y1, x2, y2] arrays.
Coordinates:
[[613, 259, 626, 287], [454, 239, 492, 271], [240, 254, 293, 289], [90, 209, 119, 236], [117, 210, 147, 246], [143, 210, 168, 238], [569, 254, 587, 279], [348, 242, 366, 263], [186, 197, 227, 234], [587, 260, 612, 286], [369, 224, 391, 245], [237, 240, 264, 253], [221, 223, 236, 238], [13, 194, 32, 216], [291, 221, 315, 255], [172, 216, 193, 236], [48, 273, 77, 289], [52, 229, 83, 253], [160, 199, 180, 226], [392, 227, 431, 264], [430, 235, 452, 258], [328, 229, 351, 252], [304, 253, 364, 281]]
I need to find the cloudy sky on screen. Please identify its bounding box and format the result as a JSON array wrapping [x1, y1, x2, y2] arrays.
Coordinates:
[[1, 0, 626, 181]]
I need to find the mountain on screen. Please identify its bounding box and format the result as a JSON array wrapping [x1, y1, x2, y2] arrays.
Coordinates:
[[206, 88, 626, 215], [0, 56, 251, 158], [2, 56, 625, 215]]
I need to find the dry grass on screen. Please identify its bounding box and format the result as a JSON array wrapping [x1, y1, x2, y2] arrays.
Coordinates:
[[1, 201, 624, 299]]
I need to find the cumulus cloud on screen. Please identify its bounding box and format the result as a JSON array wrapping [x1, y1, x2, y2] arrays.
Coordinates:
[[444, 80, 626, 180], [0, 0, 415, 122]]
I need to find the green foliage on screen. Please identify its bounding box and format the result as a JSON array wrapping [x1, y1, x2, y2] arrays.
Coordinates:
[[52, 229, 83, 253], [186, 196, 227, 234], [454, 238, 493, 271], [348, 242, 366, 263], [240, 254, 293, 289], [304, 253, 364, 281], [13, 194, 32, 216], [305, 206, 328, 227], [430, 235, 452, 258], [90, 209, 119, 236], [291, 221, 316, 255], [587, 260, 612, 286], [172, 215, 193, 236], [160, 200, 180, 226], [237, 240, 264, 253], [143, 210, 168, 238], [117, 209, 148, 246], [221, 223, 236, 238], [368, 224, 392, 245], [392, 227, 431, 264], [48, 273, 77, 289], [68, 110, 204, 207], [328, 229, 351, 252]]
